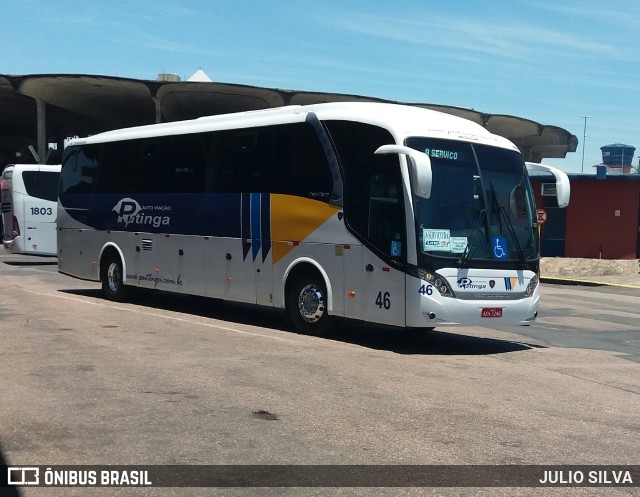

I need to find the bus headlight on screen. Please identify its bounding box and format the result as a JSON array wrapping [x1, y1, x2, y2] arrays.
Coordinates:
[[417, 268, 455, 298], [525, 274, 539, 297]]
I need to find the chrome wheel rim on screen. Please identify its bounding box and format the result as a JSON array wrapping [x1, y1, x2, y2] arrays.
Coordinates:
[[297, 284, 325, 323], [107, 262, 121, 293]]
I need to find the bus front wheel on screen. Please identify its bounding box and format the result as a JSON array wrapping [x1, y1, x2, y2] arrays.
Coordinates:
[[286, 275, 330, 335], [102, 254, 128, 302]]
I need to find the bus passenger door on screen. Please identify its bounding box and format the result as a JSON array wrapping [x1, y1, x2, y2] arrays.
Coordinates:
[[363, 254, 406, 326], [342, 243, 363, 321], [361, 172, 407, 327]]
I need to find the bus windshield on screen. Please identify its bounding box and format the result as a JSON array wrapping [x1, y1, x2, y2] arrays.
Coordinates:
[[406, 138, 538, 264]]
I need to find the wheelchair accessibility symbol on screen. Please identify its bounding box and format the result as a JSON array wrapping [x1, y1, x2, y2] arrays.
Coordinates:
[[390, 241, 402, 257], [492, 237, 508, 260]]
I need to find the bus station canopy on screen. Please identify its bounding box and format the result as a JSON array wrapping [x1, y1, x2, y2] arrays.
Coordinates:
[[0, 73, 578, 166]]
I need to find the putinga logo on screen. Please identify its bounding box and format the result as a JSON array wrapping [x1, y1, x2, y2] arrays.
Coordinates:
[[112, 198, 170, 228], [457, 277, 487, 290]]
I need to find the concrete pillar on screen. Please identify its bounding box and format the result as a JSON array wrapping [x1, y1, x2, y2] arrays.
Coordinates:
[[153, 97, 162, 123], [35, 97, 47, 164]]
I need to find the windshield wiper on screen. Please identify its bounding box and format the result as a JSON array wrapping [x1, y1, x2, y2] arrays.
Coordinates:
[[488, 181, 526, 265], [497, 204, 526, 264], [457, 208, 486, 266], [488, 182, 502, 231]]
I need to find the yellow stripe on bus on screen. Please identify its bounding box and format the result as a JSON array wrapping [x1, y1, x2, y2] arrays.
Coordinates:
[[271, 194, 340, 265]]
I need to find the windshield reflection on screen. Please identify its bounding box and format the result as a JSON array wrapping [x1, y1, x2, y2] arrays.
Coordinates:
[[406, 138, 538, 264]]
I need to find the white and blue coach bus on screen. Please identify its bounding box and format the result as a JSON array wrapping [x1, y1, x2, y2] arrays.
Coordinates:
[[57, 102, 569, 334]]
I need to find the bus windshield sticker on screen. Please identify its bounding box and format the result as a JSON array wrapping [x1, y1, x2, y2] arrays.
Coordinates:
[[390, 240, 402, 257], [450, 236, 468, 254], [423, 229, 450, 252], [492, 236, 508, 260]]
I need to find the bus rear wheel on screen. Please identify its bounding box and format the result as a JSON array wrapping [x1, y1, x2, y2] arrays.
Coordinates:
[[102, 254, 128, 302], [286, 275, 330, 335]]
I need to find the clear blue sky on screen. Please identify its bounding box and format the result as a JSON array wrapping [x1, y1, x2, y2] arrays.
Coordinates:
[[3, 0, 639, 173]]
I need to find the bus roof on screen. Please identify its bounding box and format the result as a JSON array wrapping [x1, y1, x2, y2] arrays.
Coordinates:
[[67, 102, 518, 152], [2, 163, 62, 176]]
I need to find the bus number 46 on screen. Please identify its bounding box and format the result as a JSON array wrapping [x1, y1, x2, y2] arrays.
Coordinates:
[[418, 284, 433, 296], [375, 291, 391, 310]]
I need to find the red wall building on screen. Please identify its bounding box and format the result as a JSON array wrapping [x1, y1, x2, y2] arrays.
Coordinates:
[[531, 173, 640, 259]]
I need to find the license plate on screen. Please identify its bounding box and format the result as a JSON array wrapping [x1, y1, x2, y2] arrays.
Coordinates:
[[481, 307, 503, 318]]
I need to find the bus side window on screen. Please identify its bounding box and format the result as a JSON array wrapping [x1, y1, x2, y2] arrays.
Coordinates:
[[98, 141, 137, 193], [207, 123, 332, 198], [138, 140, 163, 192], [285, 123, 333, 202], [61, 144, 99, 194], [210, 129, 265, 193], [234, 131, 268, 193], [164, 134, 207, 193]]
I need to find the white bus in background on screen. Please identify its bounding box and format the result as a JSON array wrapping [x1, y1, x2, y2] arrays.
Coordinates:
[[1, 164, 61, 256], [57, 102, 569, 334]]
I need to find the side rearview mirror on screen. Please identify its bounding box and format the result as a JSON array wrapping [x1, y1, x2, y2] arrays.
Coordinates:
[[525, 162, 571, 208], [374, 144, 432, 199]]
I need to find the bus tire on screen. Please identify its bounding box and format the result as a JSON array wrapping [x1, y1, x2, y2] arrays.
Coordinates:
[[101, 253, 128, 302], [286, 274, 330, 335]]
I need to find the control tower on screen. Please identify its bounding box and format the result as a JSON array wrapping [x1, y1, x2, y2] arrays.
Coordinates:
[[600, 143, 636, 174]]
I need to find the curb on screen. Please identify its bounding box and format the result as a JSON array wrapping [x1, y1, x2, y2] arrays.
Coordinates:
[[541, 276, 640, 289]]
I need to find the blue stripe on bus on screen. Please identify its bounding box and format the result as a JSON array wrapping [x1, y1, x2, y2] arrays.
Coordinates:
[[250, 193, 261, 262], [261, 193, 271, 262]]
